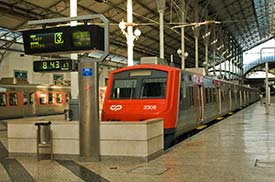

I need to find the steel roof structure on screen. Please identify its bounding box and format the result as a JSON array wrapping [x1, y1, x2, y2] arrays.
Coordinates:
[[0, 0, 274, 74]]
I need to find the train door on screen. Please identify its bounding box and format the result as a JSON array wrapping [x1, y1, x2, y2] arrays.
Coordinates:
[[243, 91, 247, 106], [197, 85, 204, 121], [239, 90, 243, 107], [247, 91, 250, 104], [228, 88, 232, 111], [217, 87, 222, 114]]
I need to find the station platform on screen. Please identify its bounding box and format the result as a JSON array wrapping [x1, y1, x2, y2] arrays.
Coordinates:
[[0, 101, 275, 182]]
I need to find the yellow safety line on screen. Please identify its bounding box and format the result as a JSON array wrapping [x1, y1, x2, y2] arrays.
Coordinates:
[[216, 117, 224, 120], [196, 125, 207, 130], [228, 112, 233, 115]]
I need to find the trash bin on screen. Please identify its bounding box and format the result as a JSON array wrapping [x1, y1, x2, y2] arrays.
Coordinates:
[[34, 121, 53, 160], [35, 121, 52, 144]]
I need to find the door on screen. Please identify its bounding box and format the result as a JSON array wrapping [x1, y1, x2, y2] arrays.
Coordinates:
[[197, 85, 204, 121], [228, 88, 232, 111], [217, 87, 221, 114], [239, 91, 243, 107]]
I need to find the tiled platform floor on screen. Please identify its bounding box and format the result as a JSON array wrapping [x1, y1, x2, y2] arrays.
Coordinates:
[[1, 102, 275, 182]]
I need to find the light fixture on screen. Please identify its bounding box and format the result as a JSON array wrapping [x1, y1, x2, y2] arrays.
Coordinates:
[[119, 20, 126, 30], [119, 20, 142, 40], [134, 28, 141, 37], [202, 32, 210, 39], [211, 39, 218, 45], [177, 49, 188, 58], [217, 44, 224, 51], [171, 20, 220, 29], [177, 48, 182, 55]]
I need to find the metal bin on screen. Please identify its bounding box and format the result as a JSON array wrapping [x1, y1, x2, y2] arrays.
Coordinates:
[[34, 121, 53, 160]]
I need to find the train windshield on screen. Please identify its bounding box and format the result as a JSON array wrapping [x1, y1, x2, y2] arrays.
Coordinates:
[[111, 79, 137, 99], [140, 78, 166, 98], [110, 69, 167, 100]]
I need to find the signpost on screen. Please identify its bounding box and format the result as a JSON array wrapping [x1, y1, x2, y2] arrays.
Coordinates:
[[79, 58, 100, 161], [24, 14, 109, 161]]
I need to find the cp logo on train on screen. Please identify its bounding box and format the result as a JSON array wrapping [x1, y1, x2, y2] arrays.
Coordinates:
[[110, 105, 123, 111]]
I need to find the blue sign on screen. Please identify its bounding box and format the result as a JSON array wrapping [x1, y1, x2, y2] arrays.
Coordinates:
[[82, 68, 93, 77]]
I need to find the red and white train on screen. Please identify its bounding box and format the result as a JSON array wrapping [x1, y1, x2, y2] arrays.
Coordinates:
[[102, 62, 259, 148], [0, 78, 70, 119]]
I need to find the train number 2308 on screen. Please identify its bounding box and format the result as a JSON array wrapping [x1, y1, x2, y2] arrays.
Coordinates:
[[143, 105, 157, 110]]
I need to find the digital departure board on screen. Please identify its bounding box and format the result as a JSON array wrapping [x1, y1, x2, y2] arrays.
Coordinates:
[[29, 32, 65, 50], [33, 59, 76, 72], [22, 25, 104, 55]]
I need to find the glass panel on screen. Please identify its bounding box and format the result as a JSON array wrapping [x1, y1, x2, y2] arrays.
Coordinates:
[[140, 78, 167, 98], [0, 93, 7, 106], [66, 94, 71, 103], [29, 93, 34, 104], [9, 93, 18, 106], [23, 92, 28, 105], [111, 79, 137, 99], [56, 93, 62, 103], [191, 87, 194, 106], [39, 93, 47, 104], [48, 93, 54, 104]]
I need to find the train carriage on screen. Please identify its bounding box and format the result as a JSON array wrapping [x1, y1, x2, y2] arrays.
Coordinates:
[[0, 78, 70, 119], [102, 62, 260, 148]]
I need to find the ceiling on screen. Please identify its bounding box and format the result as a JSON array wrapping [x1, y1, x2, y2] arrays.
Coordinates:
[[0, 0, 275, 70]]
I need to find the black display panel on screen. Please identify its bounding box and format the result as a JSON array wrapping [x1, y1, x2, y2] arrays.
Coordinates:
[[33, 59, 74, 72], [22, 25, 104, 55]]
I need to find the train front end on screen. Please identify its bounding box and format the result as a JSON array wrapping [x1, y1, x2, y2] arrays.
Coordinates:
[[102, 64, 180, 147]]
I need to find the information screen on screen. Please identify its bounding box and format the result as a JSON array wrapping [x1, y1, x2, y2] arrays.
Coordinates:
[[22, 25, 104, 55], [33, 59, 73, 72], [29, 32, 65, 50], [72, 31, 91, 48]]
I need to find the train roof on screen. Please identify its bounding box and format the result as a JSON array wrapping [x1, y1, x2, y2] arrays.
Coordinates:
[[111, 64, 258, 91], [0, 77, 70, 89], [110, 64, 179, 74]]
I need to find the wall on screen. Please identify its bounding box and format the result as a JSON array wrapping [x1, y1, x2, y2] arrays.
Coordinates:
[[7, 118, 164, 161], [0, 51, 71, 84], [0, 51, 112, 87]]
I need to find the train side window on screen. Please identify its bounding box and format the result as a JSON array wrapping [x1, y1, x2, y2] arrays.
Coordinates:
[[48, 93, 54, 104], [66, 94, 71, 103], [207, 88, 210, 103], [9, 93, 18, 106], [39, 93, 47, 104], [141, 78, 166, 98], [213, 88, 216, 102], [210, 88, 216, 103], [0, 93, 7, 106], [56, 93, 63, 104], [29, 93, 34, 104], [205, 88, 209, 104], [180, 80, 186, 108], [189, 87, 194, 106], [111, 79, 137, 99], [208, 88, 212, 103], [221, 90, 225, 102], [210, 88, 215, 103], [23, 92, 28, 105], [182, 80, 186, 98]]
